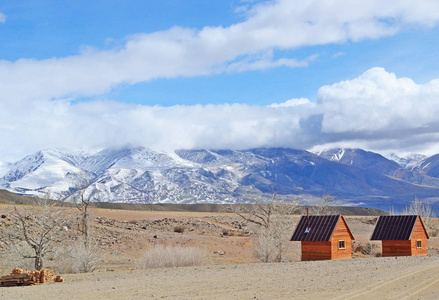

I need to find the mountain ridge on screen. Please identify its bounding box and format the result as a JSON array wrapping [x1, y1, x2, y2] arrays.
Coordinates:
[[1, 146, 439, 212]]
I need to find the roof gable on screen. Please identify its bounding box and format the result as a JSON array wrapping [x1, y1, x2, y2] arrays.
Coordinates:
[[370, 215, 422, 240], [417, 216, 430, 239], [336, 216, 355, 241], [290, 215, 341, 242]]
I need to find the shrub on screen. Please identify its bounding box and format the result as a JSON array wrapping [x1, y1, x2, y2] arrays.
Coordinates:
[[69, 240, 105, 273], [50, 239, 106, 274], [173, 225, 185, 233], [428, 246, 439, 255], [137, 246, 208, 269], [429, 228, 438, 237], [353, 242, 380, 257]]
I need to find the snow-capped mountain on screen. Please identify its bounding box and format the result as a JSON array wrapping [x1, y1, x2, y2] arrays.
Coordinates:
[[386, 153, 427, 169], [1, 146, 439, 212], [317, 148, 439, 189], [415, 153, 439, 178], [318, 148, 400, 175], [0, 148, 92, 195]]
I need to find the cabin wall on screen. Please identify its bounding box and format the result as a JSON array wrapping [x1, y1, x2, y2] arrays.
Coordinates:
[[330, 218, 353, 259], [410, 218, 428, 255], [381, 218, 428, 257], [301, 241, 331, 261], [412, 218, 429, 239], [382, 240, 411, 256], [410, 239, 428, 256]]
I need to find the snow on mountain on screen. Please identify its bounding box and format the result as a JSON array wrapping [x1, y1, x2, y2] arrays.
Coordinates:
[[1, 146, 439, 212], [80, 147, 191, 175], [317, 148, 346, 162], [0, 149, 92, 197], [0, 146, 243, 203], [415, 153, 439, 178], [317, 148, 400, 175], [386, 153, 427, 169]]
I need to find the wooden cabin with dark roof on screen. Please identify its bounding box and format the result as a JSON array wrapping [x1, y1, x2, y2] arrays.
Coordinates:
[[370, 215, 429, 257], [290, 215, 354, 261]]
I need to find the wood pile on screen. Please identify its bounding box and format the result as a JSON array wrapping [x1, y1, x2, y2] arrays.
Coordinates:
[[0, 268, 64, 287]]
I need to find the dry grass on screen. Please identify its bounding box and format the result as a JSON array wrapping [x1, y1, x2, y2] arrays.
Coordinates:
[[137, 246, 209, 269], [222, 229, 248, 237], [63, 240, 106, 274], [353, 241, 381, 257]]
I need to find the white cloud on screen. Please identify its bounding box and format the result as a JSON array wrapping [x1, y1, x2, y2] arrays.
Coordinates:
[[0, 13, 5, 23], [1, 0, 439, 104], [311, 67, 439, 155], [3, 68, 439, 161], [318, 67, 439, 133], [0, 99, 315, 161], [269, 98, 316, 108]]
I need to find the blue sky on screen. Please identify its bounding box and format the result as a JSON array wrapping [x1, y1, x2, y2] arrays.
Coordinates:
[[1, 0, 439, 162]]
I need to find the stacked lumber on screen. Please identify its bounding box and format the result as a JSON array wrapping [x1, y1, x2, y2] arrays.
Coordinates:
[[0, 268, 64, 287], [34, 269, 54, 283], [0, 272, 37, 287]]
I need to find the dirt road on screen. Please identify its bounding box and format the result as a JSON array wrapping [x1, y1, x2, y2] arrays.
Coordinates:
[[1, 256, 438, 299], [334, 257, 439, 300]]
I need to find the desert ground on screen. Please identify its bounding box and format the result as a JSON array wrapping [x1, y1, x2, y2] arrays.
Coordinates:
[[1, 254, 439, 299], [1, 205, 439, 299]]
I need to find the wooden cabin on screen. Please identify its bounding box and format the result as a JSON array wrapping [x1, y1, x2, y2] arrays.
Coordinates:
[[370, 215, 429, 257], [290, 215, 354, 261]]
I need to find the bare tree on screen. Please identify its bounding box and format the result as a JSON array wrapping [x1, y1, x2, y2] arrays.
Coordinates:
[[232, 195, 299, 263], [388, 206, 398, 216], [9, 193, 71, 270], [310, 194, 337, 215], [70, 189, 105, 273], [403, 197, 436, 229], [74, 191, 93, 250]]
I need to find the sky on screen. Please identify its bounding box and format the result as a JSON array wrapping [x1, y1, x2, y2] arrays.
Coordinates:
[[1, 0, 439, 163]]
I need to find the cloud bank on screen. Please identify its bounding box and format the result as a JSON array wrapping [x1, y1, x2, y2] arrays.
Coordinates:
[[2, 68, 439, 161]]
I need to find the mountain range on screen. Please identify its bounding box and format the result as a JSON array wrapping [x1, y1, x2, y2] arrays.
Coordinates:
[[1, 147, 439, 213]]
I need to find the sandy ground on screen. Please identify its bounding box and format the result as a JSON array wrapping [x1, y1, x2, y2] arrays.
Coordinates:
[[1, 206, 439, 299], [1, 255, 438, 299]]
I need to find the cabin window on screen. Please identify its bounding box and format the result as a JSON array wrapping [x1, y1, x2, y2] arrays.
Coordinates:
[[338, 240, 345, 249], [416, 240, 422, 248]]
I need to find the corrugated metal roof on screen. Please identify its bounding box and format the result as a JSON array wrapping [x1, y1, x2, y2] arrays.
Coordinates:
[[290, 215, 341, 242], [370, 215, 418, 240]]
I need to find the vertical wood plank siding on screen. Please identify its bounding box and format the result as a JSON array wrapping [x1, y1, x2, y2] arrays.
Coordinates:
[[330, 217, 353, 259], [410, 217, 428, 256]]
